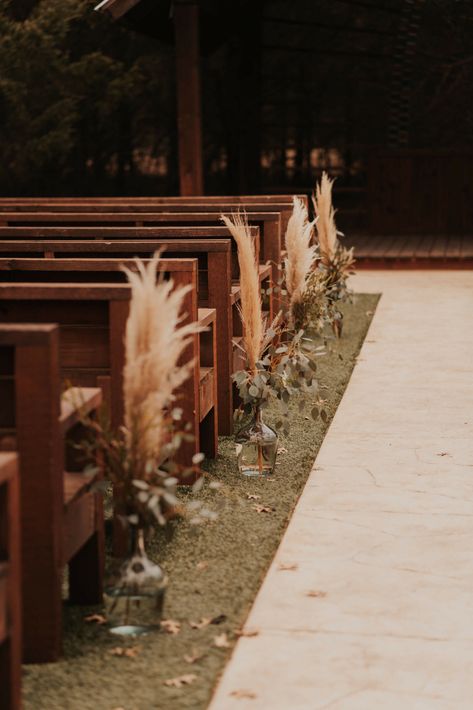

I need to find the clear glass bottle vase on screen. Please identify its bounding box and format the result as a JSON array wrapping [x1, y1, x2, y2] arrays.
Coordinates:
[[235, 406, 278, 477], [104, 525, 168, 636]]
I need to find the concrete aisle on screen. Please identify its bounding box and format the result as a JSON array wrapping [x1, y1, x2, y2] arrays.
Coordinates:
[[209, 272, 473, 710]]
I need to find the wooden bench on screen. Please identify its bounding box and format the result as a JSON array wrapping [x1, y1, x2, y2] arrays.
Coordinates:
[[0, 451, 21, 708], [0, 249, 271, 435], [0, 221, 281, 314], [0, 194, 307, 233], [0, 323, 104, 663], [0, 224, 260, 279], [0, 276, 217, 464]]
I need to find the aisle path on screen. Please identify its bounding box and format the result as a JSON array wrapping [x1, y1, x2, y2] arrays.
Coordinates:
[[210, 272, 473, 709]]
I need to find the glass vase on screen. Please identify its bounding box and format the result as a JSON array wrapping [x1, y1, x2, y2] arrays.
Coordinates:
[[104, 525, 168, 636], [332, 311, 343, 338], [235, 406, 278, 477]]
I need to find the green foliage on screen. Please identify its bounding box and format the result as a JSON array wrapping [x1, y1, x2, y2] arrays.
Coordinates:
[[233, 327, 326, 431], [292, 266, 329, 334], [0, 0, 175, 194], [74, 403, 218, 531], [317, 243, 356, 329]]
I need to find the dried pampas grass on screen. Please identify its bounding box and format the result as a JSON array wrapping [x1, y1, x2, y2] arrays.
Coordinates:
[[312, 172, 338, 263], [221, 212, 264, 372], [284, 196, 317, 310], [122, 253, 201, 478]]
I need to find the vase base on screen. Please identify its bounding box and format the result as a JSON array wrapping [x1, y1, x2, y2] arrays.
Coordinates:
[[240, 465, 274, 477], [109, 623, 159, 637]]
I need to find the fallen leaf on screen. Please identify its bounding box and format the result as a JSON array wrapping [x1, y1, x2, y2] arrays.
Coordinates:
[[306, 590, 327, 598], [196, 561, 209, 571], [210, 614, 227, 625], [163, 674, 197, 688], [84, 613, 107, 625], [235, 628, 259, 638], [246, 493, 260, 501], [184, 649, 205, 664], [214, 632, 230, 648], [161, 619, 181, 635], [109, 646, 140, 658], [277, 446, 288, 455], [230, 689, 257, 699], [366, 310, 374, 317], [189, 617, 211, 630], [277, 563, 298, 571], [436, 452, 451, 457], [253, 504, 275, 514]]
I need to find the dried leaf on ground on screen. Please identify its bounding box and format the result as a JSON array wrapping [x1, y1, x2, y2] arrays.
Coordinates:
[[306, 590, 327, 598], [437, 452, 451, 457], [109, 646, 140, 658], [230, 689, 257, 699], [210, 614, 227, 625], [246, 493, 260, 501], [214, 633, 230, 648], [163, 674, 197, 688], [235, 628, 259, 638], [196, 560, 209, 571], [277, 447, 288, 455], [277, 563, 298, 571], [84, 614, 107, 625], [253, 504, 275, 514], [189, 617, 211, 630], [184, 649, 205, 664], [161, 619, 181, 635]]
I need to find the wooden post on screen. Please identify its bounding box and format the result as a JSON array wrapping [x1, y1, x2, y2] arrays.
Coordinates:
[[174, 1, 204, 196]]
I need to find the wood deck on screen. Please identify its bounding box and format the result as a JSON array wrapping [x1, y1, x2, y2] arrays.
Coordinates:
[[347, 234, 473, 268]]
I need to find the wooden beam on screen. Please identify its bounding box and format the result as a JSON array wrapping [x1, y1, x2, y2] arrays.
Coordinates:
[[174, 2, 204, 195]]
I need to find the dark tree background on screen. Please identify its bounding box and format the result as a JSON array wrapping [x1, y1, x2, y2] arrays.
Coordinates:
[[0, 0, 472, 199]]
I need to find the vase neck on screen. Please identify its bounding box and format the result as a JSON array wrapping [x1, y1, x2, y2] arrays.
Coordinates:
[[254, 406, 263, 425], [130, 525, 147, 557]]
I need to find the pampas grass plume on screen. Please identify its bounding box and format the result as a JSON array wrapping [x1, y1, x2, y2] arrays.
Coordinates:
[[313, 172, 338, 263], [284, 196, 317, 309], [122, 252, 202, 478], [221, 212, 263, 372]]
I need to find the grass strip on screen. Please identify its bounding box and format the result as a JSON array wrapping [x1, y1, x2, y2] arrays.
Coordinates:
[[23, 293, 379, 710]]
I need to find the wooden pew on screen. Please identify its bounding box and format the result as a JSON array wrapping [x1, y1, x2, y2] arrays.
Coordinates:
[[0, 323, 104, 663], [0, 194, 304, 204], [0, 195, 306, 233], [0, 221, 281, 312], [0, 275, 217, 464], [0, 451, 21, 708], [0, 224, 261, 285], [0, 242, 271, 434], [0, 209, 280, 280]]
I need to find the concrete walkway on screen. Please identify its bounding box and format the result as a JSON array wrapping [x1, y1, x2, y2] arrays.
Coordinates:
[[210, 272, 473, 710]]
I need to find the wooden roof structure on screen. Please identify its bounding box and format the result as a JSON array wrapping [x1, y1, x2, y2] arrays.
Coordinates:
[[95, 0, 252, 196]]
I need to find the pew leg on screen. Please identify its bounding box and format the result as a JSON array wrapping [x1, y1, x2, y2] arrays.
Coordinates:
[[22, 571, 63, 663], [69, 495, 104, 604], [199, 407, 217, 460], [0, 641, 15, 710]]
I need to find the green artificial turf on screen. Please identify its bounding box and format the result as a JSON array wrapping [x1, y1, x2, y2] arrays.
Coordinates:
[[23, 293, 379, 710]]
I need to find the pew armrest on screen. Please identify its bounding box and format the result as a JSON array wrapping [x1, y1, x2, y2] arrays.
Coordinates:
[[198, 307, 216, 328], [60, 386, 102, 435]]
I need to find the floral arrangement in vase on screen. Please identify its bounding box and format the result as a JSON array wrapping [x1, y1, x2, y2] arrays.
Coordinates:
[[78, 253, 217, 635], [284, 195, 329, 336], [312, 172, 356, 337], [221, 213, 326, 477]]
